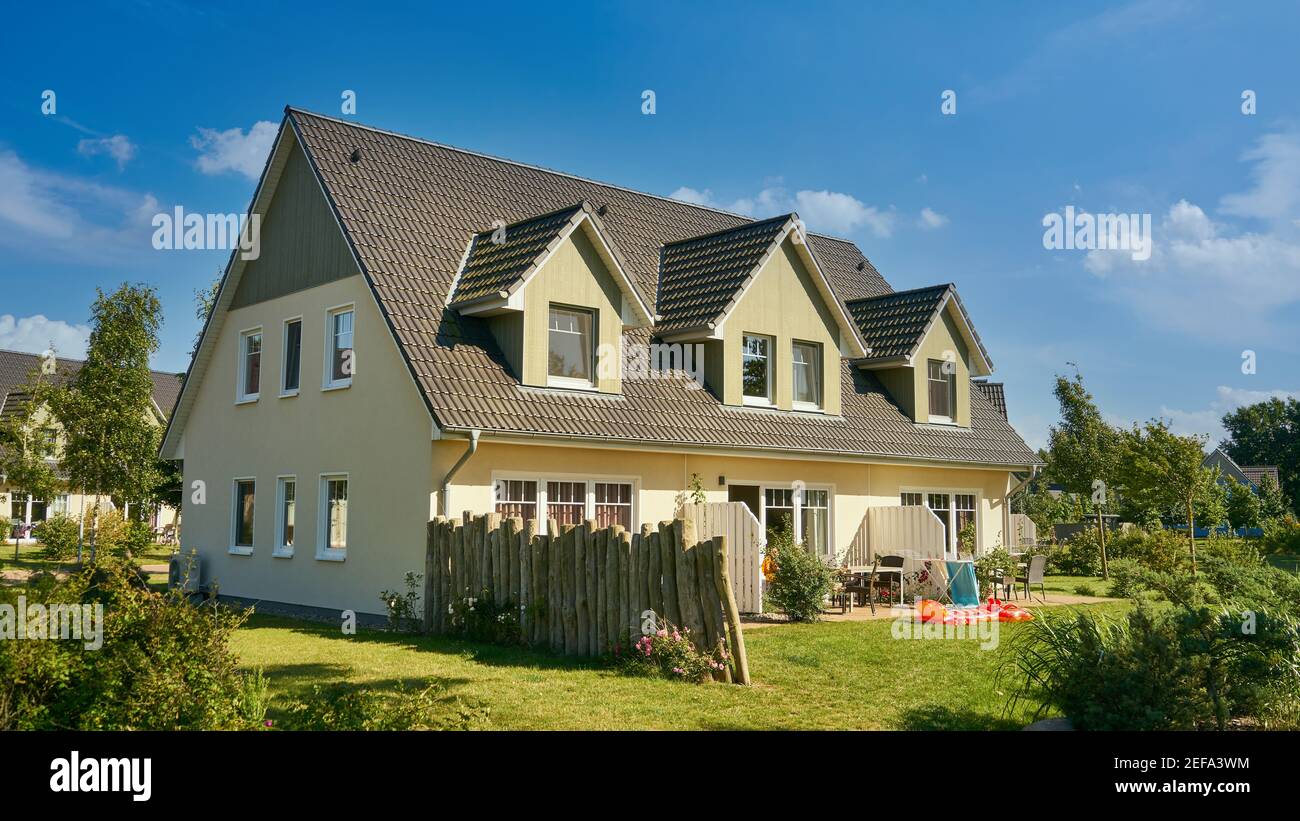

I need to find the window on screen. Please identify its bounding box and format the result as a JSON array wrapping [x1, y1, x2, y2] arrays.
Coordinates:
[[495, 480, 538, 520], [742, 334, 773, 404], [955, 493, 977, 550], [764, 487, 795, 540], [764, 486, 832, 556], [282, 318, 302, 394], [546, 481, 586, 526], [275, 477, 296, 556], [594, 482, 633, 529], [318, 475, 348, 559], [326, 307, 354, 388], [792, 340, 822, 409], [232, 479, 255, 553], [904, 489, 979, 558], [800, 489, 830, 558], [548, 305, 595, 387], [900, 492, 923, 507], [927, 359, 956, 422], [37, 427, 58, 458], [238, 330, 262, 401], [51, 494, 69, 516]]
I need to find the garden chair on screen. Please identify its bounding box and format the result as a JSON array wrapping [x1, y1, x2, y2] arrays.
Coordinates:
[[1015, 554, 1048, 603]]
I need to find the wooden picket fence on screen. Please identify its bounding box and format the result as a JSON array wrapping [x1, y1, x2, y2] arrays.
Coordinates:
[[679, 502, 764, 613], [423, 512, 750, 684]]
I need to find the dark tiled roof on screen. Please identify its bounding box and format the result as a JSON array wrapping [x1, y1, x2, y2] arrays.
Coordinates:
[[1204, 447, 1252, 486], [972, 380, 1007, 420], [450, 203, 587, 306], [655, 215, 792, 333], [0, 348, 183, 420], [847, 284, 953, 362], [262, 109, 1038, 467], [1240, 465, 1280, 488]]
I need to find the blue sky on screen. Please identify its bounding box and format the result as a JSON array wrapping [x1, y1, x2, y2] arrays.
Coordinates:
[[1, 0, 1297, 450]]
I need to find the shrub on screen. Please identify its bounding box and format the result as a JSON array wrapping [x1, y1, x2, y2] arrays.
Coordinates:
[[277, 681, 488, 730], [764, 527, 834, 622], [1050, 527, 1104, 576], [379, 571, 423, 633], [974, 547, 1019, 598], [1073, 584, 1096, 597], [0, 558, 268, 730], [1260, 516, 1300, 556], [447, 592, 522, 644], [34, 514, 80, 561], [616, 621, 729, 683]]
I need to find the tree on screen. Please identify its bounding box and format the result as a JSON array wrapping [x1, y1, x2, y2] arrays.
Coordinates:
[[1224, 476, 1262, 533], [1044, 373, 1123, 577], [191, 271, 221, 356], [0, 370, 61, 557], [1221, 397, 1300, 515], [1257, 474, 1289, 523], [1115, 420, 1217, 574], [46, 284, 164, 560]]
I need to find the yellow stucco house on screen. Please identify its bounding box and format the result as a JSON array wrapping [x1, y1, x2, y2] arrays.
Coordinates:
[[160, 107, 1040, 618]]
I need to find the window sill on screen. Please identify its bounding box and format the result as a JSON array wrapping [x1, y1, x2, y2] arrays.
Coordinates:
[[321, 381, 352, 393], [793, 402, 824, 413], [279, 389, 300, 399], [272, 548, 294, 559], [315, 550, 347, 562], [742, 396, 774, 407], [228, 546, 253, 556], [547, 376, 597, 391], [235, 396, 259, 406], [927, 416, 957, 426]]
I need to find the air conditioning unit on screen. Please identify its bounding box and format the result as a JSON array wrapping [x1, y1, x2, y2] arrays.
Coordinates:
[[168, 551, 201, 593]]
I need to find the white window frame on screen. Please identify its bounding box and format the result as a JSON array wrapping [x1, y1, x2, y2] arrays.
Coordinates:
[[755, 481, 836, 558], [491, 470, 639, 535], [236, 327, 263, 404], [230, 477, 256, 555], [281, 316, 303, 397], [791, 339, 822, 411], [316, 472, 349, 561], [741, 333, 775, 406], [926, 359, 957, 425], [900, 485, 982, 558], [323, 304, 355, 391], [546, 304, 598, 391], [273, 475, 296, 558]]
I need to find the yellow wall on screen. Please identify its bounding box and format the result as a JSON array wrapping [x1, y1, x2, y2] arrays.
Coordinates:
[[717, 238, 842, 414], [911, 308, 972, 427], [516, 227, 625, 393], [178, 275, 433, 615], [435, 438, 1015, 556]]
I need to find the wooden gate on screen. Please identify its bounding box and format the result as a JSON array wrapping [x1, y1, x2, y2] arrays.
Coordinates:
[[680, 502, 764, 613]]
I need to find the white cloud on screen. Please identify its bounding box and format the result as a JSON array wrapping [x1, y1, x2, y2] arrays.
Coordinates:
[[668, 184, 896, 237], [1080, 131, 1300, 343], [1160, 385, 1300, 444], [190, 121, 278, 179], [919, 207, 949, 229], [0, 314, 91, 359], [0, 148, 158, 262], [76, 134, 137, 169]]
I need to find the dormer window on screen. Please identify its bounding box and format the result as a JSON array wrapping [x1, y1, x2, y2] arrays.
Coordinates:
[[742, 333, 773, 405], [792, 340, 822, 410], [927, 359, 956, 423], [548, 305, 595, 389]]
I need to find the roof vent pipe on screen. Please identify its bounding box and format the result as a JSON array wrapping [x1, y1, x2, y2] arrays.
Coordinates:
[[439, 429, 480, 516]]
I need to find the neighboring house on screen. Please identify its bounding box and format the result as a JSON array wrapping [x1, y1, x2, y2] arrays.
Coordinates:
[[0, 348, 183, 538], [160, 107, 1040, 617], [1203, 446, 1280, 493]]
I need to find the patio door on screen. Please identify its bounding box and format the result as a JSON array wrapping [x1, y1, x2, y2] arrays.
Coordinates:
[[926, 493, 953, 557], [727, 484, 760, 521]]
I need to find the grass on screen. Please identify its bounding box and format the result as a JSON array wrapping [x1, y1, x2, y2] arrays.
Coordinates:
[[0, 540, 176, 591], [232, 601, 1129, 730]]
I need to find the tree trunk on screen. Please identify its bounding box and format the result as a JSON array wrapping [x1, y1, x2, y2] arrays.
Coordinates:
[[1096, 507, 1109, 580], [1187, 501, 1197, 576]]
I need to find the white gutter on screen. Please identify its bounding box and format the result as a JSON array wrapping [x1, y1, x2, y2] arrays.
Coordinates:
[[439, 429, 480, 516]]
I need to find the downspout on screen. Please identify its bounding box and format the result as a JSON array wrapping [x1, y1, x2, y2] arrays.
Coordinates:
[[439, 429, 480, 517], [1003, 465, 1040, 549]]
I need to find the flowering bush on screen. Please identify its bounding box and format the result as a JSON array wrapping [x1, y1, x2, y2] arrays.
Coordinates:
[[616, 620, 729, 683], [447, 591, 522, 645], [379, 571, 423, 633]]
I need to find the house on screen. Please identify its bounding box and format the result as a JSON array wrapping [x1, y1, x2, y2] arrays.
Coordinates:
[[1203, 447, 1280, 493], [0, 348, 183, 537], [160, 107, 1040, 617]]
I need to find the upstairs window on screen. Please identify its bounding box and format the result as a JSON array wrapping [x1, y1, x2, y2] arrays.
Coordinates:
[[326, 307, 354, 389], [548, 305, 594, 388], [791, 340, 822, 410], [927, 359, 956, 423], [282, 318, 302, 395], [238, 329, 262, 402], [742, 334, 773, 405]]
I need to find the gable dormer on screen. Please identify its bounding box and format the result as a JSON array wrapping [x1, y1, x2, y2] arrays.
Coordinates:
[[655, 214, 868, 414], [847, 284, 993, 427], [448, 202, 652, 394]]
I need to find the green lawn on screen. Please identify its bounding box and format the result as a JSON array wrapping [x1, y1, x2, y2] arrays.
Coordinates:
[[0, 540, 176, 591], [232, 602, 1128, 730]]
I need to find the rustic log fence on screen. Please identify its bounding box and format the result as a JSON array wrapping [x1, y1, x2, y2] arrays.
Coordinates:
[[423, 512, 750, 684]]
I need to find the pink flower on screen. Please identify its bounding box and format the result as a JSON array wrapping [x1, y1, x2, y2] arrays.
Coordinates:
[[657, 628, 668, 637]]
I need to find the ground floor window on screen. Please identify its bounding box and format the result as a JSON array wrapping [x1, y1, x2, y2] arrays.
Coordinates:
[[493, 475, 636, 532], [233, 480, 255, 549], [322, 476, 348, 552], [901, 489, 979, 557], [762, 485, 832, 558]]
